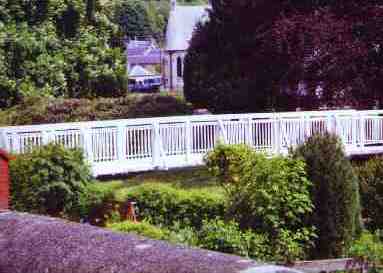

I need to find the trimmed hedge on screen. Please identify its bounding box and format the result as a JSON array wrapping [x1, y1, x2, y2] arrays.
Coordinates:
[[107, 220, 169, 240], [114, 183, 226, 229], [0, 95, 192, 126]]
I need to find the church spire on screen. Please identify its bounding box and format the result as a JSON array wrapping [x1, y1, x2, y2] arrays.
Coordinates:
[[171, 0, 176, 10]]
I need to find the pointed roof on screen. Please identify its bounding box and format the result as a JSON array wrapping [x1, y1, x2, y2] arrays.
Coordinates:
[[165, 5, 209, 51], [129, 65, 155, 77], [126, 40, 162, 65]]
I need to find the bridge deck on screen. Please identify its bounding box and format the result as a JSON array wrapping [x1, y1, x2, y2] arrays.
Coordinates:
[[1, 109, 383, 176]]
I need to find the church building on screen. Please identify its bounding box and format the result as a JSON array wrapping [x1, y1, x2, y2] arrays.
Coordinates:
[[163, 0, 209, 92]]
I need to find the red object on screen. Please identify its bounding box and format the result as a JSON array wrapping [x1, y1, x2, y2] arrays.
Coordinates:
[[126, 201, 137, 223], [0, 149, 13, 212]]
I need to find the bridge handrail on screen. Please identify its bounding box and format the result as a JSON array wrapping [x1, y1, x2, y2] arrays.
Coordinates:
[[1, 109, 382, 176]]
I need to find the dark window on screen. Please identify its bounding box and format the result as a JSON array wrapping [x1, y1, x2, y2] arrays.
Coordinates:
[[177, 56, 183, 77]]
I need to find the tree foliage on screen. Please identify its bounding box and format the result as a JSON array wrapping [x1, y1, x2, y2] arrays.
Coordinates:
[[355, 157, 383, 231], [184, 0, 383, 113], [205, 144, 316, 261], [111, 0, 169, 41], [0, 0, 127, 108], [10, 144, 93, 218], [292, 133, 362, 258]]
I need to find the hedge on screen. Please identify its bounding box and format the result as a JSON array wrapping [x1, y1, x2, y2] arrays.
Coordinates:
[[114, 183, 226, 229]]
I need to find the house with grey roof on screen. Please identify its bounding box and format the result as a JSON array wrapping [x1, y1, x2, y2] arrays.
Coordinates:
[[163, 0, 209, 92], [126, 39, 162, 72]]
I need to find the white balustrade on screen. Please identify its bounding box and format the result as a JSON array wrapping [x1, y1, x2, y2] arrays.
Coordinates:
[[1, 109, 383, 177]]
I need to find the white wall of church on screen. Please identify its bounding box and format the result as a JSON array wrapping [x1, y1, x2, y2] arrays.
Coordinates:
[[163, 51, 186, 93]]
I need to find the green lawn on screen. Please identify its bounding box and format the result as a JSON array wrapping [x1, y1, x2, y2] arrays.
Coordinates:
[[97, 166, 221, 192]]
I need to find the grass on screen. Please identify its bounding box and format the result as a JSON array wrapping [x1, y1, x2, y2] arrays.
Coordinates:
[[99, 167, 219, 190]]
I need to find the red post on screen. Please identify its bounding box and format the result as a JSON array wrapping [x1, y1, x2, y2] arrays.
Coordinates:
[[0, 149, 13, 212]]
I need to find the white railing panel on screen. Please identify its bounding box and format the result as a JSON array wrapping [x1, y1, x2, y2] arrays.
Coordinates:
[[92, 127, 118, 162], [2, 109, 383, 176], [191, 122, 218, 154], [160, 123, 187, 156], [251, 120, 274, 152], [125, 125, 153, 160]]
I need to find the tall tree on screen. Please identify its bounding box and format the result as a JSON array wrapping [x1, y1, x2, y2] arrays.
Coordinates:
[[0, 0, 127, 108], [113, 0, 153, 39], [184, 0, 383, 113]]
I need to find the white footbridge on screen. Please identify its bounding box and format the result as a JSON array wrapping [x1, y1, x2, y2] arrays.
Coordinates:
[[1, 109, 383, 176]]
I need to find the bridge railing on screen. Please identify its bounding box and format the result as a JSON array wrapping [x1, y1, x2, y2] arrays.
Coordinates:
[[1, 109, 383, 176]]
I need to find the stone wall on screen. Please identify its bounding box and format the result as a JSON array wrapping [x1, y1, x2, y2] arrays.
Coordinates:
[[0, 212, 301, 273]]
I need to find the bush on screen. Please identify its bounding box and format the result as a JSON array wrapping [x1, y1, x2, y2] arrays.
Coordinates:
[[0, 95, 193, 126], [198, 218, 272, 261], [167, 222, 200, 247], [107, 220, 169, 240], [292, 133, 362, 258], [198, 218, 249, 256], [128, 95, 193, 118], [205, 144, 315, 262], [355, 157, 383, 231], [9, 144, 93, 218], [114, 183, 226, 229], [348, 231, 383, 269], [83, 181, 126, 225]]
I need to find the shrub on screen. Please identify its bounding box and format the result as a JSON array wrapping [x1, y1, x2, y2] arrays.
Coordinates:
[[83, 181, 125, 225], [0, 95, 193, 126], [114, 183, 226, 229], [348, 231, 383, 269], [10, 144, 92, 218], [107, 220, 169, 240], [205, 144, 315, 262], [292, 133, 362, 258], [167, 222, 200, 247], [128, 94, 193, 118], [198, 218, 249, 256], [355, 157, 383, 231]]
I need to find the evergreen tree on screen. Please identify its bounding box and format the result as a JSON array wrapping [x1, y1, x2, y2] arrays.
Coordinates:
[[292, 133, 362, 258]]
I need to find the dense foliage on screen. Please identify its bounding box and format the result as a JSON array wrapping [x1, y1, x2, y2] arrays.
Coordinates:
[[348, 230, 383, 269], [108, 220, 169, 240], [184, 0, 383, 112], [205, 144, 315, 261], [112, 0, 168, 41], [355, 157, 383, 231], [114, 183, 226, 229], [0, 0, 127, 108], [107, 218, 272, 261], [10, 144, 92, 218], [292, 133, 362, 258], [0, 95, 193, 126]]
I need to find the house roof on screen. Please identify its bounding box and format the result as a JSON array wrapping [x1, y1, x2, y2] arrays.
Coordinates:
[[165, 5, 209, 51], [126, 40, 161, 65], [129, 65, 156, 77]]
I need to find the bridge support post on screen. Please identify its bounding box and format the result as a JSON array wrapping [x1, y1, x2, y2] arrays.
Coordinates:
[[0, 131, 9, 152], [117, 125, 126, 162], [42, 130, 53, 146], [246, 117, 253, 147], [218, 119, 228, 144], [359, 113, 365, 151], [185, 120, 191, 163], [81, 128, 94, 163], [273, 115, 281, 154], [326, 114, 336, 134]]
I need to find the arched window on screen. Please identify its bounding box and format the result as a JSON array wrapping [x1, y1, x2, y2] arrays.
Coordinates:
[[176, 56, 183, 77]]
